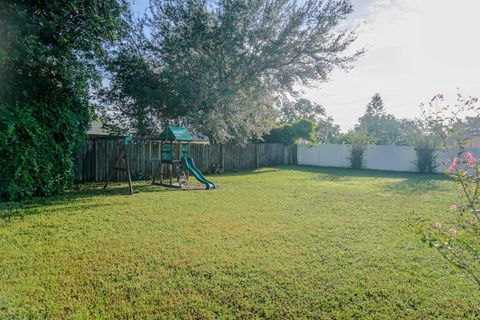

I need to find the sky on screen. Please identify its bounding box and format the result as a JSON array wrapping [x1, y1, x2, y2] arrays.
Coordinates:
[[130, 0, 480, 130], [304, 0, 480, 129]]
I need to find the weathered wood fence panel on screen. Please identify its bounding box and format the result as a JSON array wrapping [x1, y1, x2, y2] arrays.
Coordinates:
[[74, 137, 295, 183]]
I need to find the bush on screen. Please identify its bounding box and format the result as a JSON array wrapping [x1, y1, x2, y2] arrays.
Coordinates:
[[342, 131, 375, 169], [263, 119, 318, 144], [420, 92, 480, 287], [349, 147, 365, 169], [0, 101, 89, 200], [422, 151, 480, 287], [413, 137, 437, 173], [0, 1, 126, 201]]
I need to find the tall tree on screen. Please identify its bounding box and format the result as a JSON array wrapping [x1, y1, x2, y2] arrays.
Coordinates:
[[365, 93, 386, 117], [278, 98, 340, 143], [263, 119, 318, 144], [317, 116, 341, 144], [279, 99, 328, 124], [396, 118, 422, 146], [0, 1, 127, 200], [356, 93, 400, 145], [98, 14, 168, 137], [101, 0, 362, 144]]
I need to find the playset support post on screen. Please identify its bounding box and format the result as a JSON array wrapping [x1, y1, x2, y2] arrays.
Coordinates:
[[104, 137, 133, 195]]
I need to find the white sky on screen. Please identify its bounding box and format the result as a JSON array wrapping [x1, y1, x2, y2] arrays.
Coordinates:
[[131, 0, 480, 130], [304, 0, 480, 130]]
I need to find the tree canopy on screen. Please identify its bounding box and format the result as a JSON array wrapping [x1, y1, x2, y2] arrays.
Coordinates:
[[354, 94, 397, 145], [278, 98, 340, 143], [263, 119, 318, 144], [365, 93, 386, 117], [99, 0, 362, 144], [0, 0, 127, 200]]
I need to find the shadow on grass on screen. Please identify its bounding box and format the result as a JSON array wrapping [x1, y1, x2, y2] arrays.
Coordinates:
[[0, 182, 169, 221], [1, 165, 453, 221], [278, 165, 447, 179], [287, 165, 452, 194], [383, 176, 452, 195], [211, 168, 282, 176], [208, 165, 452, 195]]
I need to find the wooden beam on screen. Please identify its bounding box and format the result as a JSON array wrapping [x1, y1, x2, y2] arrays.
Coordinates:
[[125, 144, 133, 195], [103, 141, 133, 195], [103, 145, 125, 189]]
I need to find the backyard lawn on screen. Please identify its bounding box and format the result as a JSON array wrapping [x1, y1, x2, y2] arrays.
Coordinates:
[[0, 166, 479, 319]]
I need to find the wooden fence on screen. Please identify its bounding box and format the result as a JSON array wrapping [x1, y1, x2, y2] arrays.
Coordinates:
[[73, 137, 296, 183]]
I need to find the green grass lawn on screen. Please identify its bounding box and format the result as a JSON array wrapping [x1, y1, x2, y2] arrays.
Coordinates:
[[1, 166, 479, 319]]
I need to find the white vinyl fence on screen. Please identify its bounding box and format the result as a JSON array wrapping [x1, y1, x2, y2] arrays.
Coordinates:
[[297, 144, 480, 173]]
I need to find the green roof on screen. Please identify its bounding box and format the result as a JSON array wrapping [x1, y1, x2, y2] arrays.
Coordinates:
[[159, 126, 193, 141]]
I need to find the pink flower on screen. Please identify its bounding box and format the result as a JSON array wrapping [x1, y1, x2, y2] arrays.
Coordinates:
[[434, 222, 442, 230], [449, 204, 458, 210], [464, 152, 477, 166], [448, 227, 458, 237], [447, 159, 458, 173]]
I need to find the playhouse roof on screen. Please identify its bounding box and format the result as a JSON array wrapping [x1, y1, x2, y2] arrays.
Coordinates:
[[159, 126, 193, 141]]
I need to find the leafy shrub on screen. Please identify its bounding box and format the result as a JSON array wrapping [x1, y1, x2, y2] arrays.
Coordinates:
[[349, 147, 365, 169], [421, 93, 480, 287], [422, 151, 480, 287], [263, 119, 318, 144], [0, 1, 126, 201], [413, 137, 437, 173], [0, 101, 89, 200], [342, 131, 375, 169]]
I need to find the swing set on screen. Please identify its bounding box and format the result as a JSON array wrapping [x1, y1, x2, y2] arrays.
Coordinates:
[[103, 127, 215, 194]]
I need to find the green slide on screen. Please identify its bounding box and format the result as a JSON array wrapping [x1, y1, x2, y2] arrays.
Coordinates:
[[181, 156, 216, 190]]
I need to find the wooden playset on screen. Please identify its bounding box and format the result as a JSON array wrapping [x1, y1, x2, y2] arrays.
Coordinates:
[[152, 126, 215, 190]]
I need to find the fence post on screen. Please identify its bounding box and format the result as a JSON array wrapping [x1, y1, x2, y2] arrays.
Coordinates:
[[94, 138, 98, 182], [254, 143, 259, 168], [363, 145, 368, 169], [293, 144, 296, 165], [291, 145, 294, 165], [220, 144, 225, 170]]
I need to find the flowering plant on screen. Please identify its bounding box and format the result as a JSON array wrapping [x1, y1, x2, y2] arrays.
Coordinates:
[[421, 93, 480, 287], [423, 151, 480, 286]]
